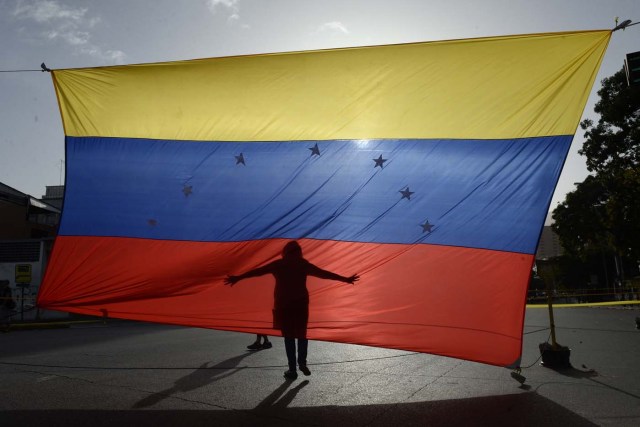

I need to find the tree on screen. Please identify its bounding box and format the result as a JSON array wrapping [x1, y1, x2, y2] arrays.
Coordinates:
[[553, 68, 640, 260], [579, 68, 640, 176], [605, 167, 640, 259], [552, 175, 610, 257]]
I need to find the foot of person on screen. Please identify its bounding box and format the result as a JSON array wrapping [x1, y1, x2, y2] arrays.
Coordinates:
[[261, 341, 272, 349], [299, 364, 311, 376], [247, 342, 262, 350], [284, 369, 298, 380]]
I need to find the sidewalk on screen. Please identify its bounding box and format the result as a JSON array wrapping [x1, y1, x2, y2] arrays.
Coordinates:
[[1, 306, 639, 426], [4, 314, 105, 331]]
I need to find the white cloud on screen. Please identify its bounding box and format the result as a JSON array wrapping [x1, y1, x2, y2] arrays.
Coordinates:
[[207, 0, 240, 14], [86, 17, 101, 28], [80, 47, 126, 64], [105, 50, 126, 64], [12, 0, 125, 64], [14, 0, 86, 23], [317, 21, 350, 35], [207, 0, 244, 25], [48, 29, 89, 45]]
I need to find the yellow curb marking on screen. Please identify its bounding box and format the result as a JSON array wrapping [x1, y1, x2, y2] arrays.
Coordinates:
[[527, 300, 640, 308]]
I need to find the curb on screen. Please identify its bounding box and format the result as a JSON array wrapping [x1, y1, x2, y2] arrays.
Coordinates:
[[8, 322, 70, 331], [5, 320, 102, 331]]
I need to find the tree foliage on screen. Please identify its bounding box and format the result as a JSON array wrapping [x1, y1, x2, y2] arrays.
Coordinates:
[[579, 68, 640, 175], [553, 68, 640, 260], [552, 175, 610, 256]]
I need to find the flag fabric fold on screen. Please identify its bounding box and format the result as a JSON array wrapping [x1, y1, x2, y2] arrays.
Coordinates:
[[39, 30, 610, 367]]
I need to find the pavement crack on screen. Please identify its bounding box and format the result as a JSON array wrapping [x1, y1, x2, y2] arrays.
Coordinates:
[[20, 368, 99, 387], [130, 386, 232, 410], [405, 379, 435, 401], [405, 361, 464, 401], [334, 371, 371, 395]]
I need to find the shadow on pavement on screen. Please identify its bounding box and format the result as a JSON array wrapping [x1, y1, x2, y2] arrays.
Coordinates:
[[547, 366, 599, 379], [256, 379, 310, 411], [4, 391, 597, 427], [133, 351, 260, 408]]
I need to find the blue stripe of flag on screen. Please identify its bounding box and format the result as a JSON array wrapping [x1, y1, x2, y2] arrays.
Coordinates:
[[60, 135, 571, 254]]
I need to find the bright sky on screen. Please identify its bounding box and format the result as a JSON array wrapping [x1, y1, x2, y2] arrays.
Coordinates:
[[1, 0, 638, 223]]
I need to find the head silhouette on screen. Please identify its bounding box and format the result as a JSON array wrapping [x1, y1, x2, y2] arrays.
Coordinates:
[[282, 241, 303, 259]]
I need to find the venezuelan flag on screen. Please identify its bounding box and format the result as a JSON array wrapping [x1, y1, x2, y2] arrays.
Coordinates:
[[38, 30, 610, 367]]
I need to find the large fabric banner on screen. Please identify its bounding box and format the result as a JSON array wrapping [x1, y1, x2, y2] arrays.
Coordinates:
[[38, 30, 610, 367]]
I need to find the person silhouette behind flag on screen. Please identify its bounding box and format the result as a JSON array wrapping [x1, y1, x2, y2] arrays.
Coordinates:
[[246, 334, 272, 350], [225, 240, 359, 379]]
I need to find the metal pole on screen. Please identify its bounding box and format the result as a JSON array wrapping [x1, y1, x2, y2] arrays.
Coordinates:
[[20, 286, 25, 321], [546, 282, 558, 348], [602, 251, 610, 300]]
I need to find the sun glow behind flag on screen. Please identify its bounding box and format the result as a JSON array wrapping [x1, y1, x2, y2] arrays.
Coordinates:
[[38, 30, 610, 367]]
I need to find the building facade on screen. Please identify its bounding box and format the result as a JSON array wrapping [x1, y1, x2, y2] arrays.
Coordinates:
[[535, 225, 564, 260], [0, 182, 63, 320], [41, 185, 64, 210]]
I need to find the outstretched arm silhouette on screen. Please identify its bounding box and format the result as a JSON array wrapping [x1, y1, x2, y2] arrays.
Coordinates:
[[224, 262, 359, 286], [224, 241, 359, 287], [307, 264, 359, 284], [224, 263, 275, 287]]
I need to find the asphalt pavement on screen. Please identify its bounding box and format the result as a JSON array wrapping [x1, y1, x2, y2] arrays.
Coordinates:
[[1, 306, 639, 426]]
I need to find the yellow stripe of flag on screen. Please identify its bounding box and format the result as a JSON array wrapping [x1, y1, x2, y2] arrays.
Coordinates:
[[52, 30, 611, 142]]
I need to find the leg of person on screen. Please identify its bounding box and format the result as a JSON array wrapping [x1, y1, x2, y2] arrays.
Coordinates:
[[261, 334, 272, 349], [297, 338, 310, 376], [247, 334, 262, 350], [283, 337, 298, 379], [1, 308, 10, 333]]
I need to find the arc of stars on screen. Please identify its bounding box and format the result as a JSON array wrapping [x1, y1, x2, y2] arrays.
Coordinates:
[[232, 144, 434, 237]]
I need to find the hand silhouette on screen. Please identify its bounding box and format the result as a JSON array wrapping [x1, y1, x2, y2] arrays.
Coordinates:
[[224, 275, 239, 286], [347, 274, 360, 284]]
